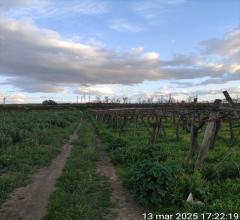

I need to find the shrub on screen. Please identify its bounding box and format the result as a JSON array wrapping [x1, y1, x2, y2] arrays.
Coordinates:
[[0, 126, 28, 145], [6, 127, 24, 143], [170, 171, 211, 205], [47, 119, 70, 128], [135, 144, 167, 162], [202, 163, 240, 181], [110, 147, 127, 164], [42, 100, 57, 105], [108, 137, 127, 150], [39, 131, 53, 145], [0, 131, 12, 147], [111, 144, 167, 165], [97, 129, 113, 143], [110, 146, 139, 165], [128, 160, 175, 206]]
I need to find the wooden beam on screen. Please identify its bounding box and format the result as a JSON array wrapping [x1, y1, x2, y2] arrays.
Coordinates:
[[195, 112, 219, 168]]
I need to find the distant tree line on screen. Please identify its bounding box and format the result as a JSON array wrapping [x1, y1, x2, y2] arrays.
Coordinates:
[[42, 100, 58, 105]]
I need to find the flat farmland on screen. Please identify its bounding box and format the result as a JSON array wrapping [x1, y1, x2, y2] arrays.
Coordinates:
[[0, 105, 239, 220]]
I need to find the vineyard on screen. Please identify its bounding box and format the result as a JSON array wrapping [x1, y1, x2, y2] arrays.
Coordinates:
[[89, 91, 240, 213], [0, 92, 240, 219]]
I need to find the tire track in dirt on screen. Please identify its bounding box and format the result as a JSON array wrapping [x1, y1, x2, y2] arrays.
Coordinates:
[[96, 137, 145, 220], [0, 123, 80, 220]]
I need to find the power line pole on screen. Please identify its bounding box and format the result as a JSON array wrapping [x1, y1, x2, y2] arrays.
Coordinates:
[[161, 95, 163, 103], [3, 96, 7, 104], [77, 96, 79, 104]]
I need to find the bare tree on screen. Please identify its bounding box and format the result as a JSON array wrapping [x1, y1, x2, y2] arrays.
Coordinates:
[[104, 96, 109, 103], [168, 94, 172, 103], [122, 97, 128, 104], [110, 97, 116, 103], [96, 96, 101, 103], [188, 96, 194, 103], [137, 97, 142, 104], [147, 98, 153, 103]]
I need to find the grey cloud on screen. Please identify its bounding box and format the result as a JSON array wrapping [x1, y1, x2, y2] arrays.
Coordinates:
[[160, 54, 198, 66], [202, 27, 240, 62], [0, 17, 237, 93], [9, 78, 65, 93], [170, 81, 197, 88], [0, 0, 33, 10], [160, 66, 224, 80], [172, 72, 240, 88], [148, 88, 236, 100]]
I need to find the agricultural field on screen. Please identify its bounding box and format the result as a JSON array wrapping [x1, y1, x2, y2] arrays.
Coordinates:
[[0, 111, 81, 204], [89, 107, 240, 214], [0, 106, 239, 220], [1, 0, 240, 219], [43, 118, 112, 220]]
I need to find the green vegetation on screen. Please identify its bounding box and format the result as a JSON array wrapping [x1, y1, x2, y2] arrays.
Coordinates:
[[42, 100, 58, 105], [91, 114, 240, 213], [1, 110, 239, 216], [0, 111, 81, 205], [44, 118, 112, 220], [129, 160, 176, 207]]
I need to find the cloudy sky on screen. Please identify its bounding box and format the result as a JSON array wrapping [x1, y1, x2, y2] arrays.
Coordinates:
[[0, 0, 239, 103]]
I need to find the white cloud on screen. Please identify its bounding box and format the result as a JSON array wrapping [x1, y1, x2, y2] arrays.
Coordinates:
[[133, 86, 240, 102], [109, 20, 143, 32], [85, 37, 105, 47], [133, 0, 186, 25], [0, 92, 28, 104], [9, 93, 28, 103], [196, 27, 240, 85], [131, 47, 144, 54], [202, 27, 240, 61], [5, 0, 109, 19], [229, 64, 240, 73], [0, 17, 165, 92], [0, 16, 239, 96], [143, 52, 160, 61], [74, 84, 115, 96], [0, 0, 34, 10]]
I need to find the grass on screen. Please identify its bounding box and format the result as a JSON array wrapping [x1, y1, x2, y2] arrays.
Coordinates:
[[91, 114, 240, 213], [0, 111, 81, 205], [44, 117, 112, 220], [2, 110, 239, 216]]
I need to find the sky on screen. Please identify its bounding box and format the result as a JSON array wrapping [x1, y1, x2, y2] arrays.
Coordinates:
[[0, 0, 240, 103]]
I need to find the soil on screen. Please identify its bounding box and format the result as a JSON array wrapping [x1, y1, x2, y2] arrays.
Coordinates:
[[96, 137, 145, 220], [0, 124, 80, 220]]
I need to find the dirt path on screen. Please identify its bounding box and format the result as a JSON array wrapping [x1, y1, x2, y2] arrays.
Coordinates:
[[0, 124, 80, 220], [96, 137, 145, 220]]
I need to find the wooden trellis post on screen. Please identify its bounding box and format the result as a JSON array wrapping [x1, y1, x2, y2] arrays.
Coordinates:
[[148, 117, 166, 144], [223, 91, 239, 118], [195, 99, 222, 168], [223, 91, 239, 143], [229, 119, 234, 142], [176, 117, 180, 141], [188, 112, 198, 160], [188, 99, 198, 158], [209, 119, 221, 149], [133, 110, 138, 137], [196, 114, 215, 168]]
